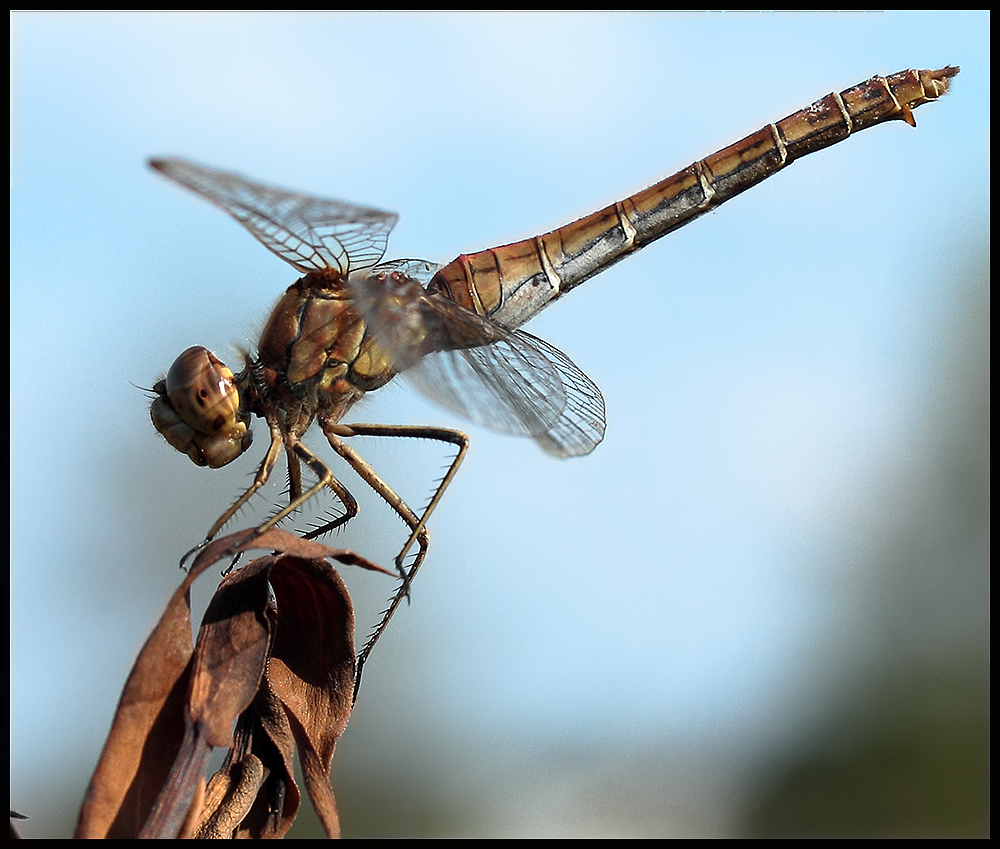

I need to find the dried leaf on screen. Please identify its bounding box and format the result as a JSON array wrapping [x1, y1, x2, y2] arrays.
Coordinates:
[[190, 563, 275, 748], [142, 561, 275, 838], [77, 528, 385, 838], [187, 527, 395, 584], [199, 554, 357, 838], [264, 556, 357, 838], [75, 580, 195, 838]]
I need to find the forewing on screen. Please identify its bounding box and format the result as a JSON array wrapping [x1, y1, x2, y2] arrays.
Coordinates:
[[148, 157, 398, 274]]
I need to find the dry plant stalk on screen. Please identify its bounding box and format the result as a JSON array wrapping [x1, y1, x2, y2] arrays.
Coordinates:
[[74, 529, 393, 839]]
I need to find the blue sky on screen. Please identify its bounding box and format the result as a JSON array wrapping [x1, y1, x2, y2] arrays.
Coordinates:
[[11, 11, 988, 836]]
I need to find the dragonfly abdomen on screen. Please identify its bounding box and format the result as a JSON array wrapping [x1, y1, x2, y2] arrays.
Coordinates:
[[429, 66, 958, 331]]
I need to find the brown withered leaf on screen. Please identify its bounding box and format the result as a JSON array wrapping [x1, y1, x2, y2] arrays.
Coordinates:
[[194, 554, 359, 838], [140, 560, 276, 839], [261, 555, 358, 837], [74, 574, 194, 838], [76, 529, 393, 839]]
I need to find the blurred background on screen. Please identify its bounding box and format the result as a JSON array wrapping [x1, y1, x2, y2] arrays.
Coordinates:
[[11, 11, 988, 838]]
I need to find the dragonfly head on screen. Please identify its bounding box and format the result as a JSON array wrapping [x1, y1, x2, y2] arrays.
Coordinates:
[[150, 346, 253, 468]]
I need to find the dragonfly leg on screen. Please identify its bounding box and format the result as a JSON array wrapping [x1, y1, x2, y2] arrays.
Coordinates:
[[273, 440, 361, 541], [321, 421, 468, 689], [200, 418, 284, 544], [180, 418, 285, 567], [299, 460, 359, 541], [324, 422, 469, 571], [194, 413, 358, 560], [248, 438, 357, 540]]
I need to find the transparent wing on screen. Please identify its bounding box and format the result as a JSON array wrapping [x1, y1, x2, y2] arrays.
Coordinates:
[[407, 329, 606, 458], [354, 271, 605, 458], [148, 157, 398, 274], [368, 258, 442, 285]]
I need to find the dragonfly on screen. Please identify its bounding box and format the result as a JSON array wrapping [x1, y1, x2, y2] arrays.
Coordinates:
[[149, 66, 957, 671]]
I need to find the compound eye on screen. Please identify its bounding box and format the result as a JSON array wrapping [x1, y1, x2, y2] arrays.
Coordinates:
[[152, 346, 252, 469], [166, 346, 242, 436]]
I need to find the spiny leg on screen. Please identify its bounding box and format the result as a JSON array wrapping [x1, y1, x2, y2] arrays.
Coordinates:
[[205, 418, 284, 542], [324, 423, 468, 573], [188, 423, 358, 570], [286, 442, 304, 502], [321, 421, 468, 689], [284, 443, 360, 541], [249, 438, 356, 538], [181, 418, 286, 565], [320, 425, 428, 583], [300, 466, 359, 541]]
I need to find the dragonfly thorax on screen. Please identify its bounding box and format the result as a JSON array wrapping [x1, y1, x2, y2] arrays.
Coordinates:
[[257, 270, 399, 401]]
